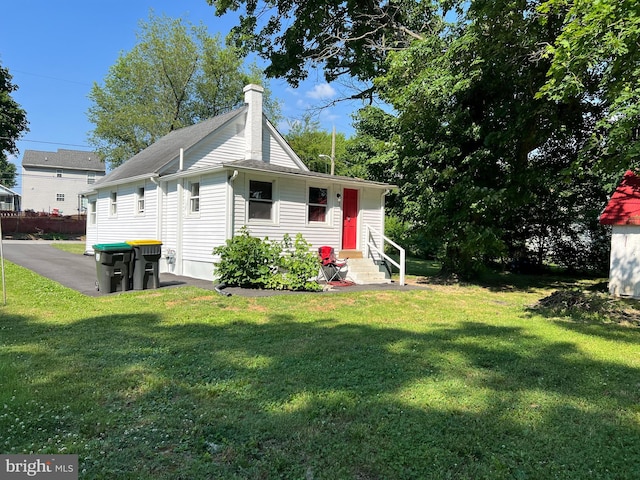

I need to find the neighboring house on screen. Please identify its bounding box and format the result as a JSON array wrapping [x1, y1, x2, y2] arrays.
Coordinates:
[[0, 184, 21, 211], [22, 149, 105, 215], [84, 84, 395, 282], [599, 169, 640, 297]]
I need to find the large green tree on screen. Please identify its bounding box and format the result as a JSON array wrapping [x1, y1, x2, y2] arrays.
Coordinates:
[[88, 12, 280, 168], [0, 63, 28, 188], [537, 0, 640, 175], [375, 0, 610, 274]]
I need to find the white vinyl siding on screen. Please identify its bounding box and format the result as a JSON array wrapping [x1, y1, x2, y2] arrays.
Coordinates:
[[178, 121, 246, 171], [161, 181, 179, 255], [90, 184, 160, 245], [232, 172, 343, 249], [609, 226, 640, 297], [181, 173, 228, 263], [264, 123, 307, 170]]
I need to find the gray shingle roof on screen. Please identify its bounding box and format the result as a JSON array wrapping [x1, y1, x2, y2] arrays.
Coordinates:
[[94, 107, 247, 186], [22, 149, 104, 172]]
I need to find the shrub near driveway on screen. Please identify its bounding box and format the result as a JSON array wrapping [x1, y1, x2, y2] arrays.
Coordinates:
[[1, 262, 639, 479]]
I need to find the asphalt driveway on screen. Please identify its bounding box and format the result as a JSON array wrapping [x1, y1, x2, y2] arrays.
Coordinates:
[[0, 240, 425, 297]]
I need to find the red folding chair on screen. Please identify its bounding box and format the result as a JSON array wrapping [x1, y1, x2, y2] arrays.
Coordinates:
[[318, 246, 349, 283]]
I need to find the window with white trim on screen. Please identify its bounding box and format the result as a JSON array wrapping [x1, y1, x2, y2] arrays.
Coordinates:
[[87, 172, 96, 184], [249, 180, 273, 221], [136, 186, 145, 214], [56, 169, 63, 178], [110, 191, 117, 216], [189, 181, 200, 213], [308, 186, 328, 223], [56, 193, 65, 202], [89, 200, 97, 225]]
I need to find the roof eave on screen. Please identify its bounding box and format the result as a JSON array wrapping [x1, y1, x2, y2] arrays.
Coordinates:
[[222, 162, 395, 189], [22, 163, 106, 172], [91, 173, 160, 190]]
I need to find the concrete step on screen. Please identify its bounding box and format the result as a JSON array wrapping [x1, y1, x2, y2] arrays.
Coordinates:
[[344, 257, 390, 284]]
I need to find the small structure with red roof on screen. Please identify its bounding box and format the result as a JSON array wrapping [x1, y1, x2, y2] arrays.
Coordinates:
[[599, 170, 640, 297]]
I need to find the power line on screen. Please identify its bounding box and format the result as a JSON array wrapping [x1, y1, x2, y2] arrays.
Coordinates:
[[11, 69, 93, 87], [0, 137, 91, 148]]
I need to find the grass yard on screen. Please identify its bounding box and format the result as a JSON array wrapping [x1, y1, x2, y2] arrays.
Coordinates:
[[1, 260, 639, 479]]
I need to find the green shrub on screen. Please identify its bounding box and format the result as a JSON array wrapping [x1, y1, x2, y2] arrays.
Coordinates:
[[269, 234, 322, 291], [213, 228, 321, 291], [213, 227, 281, 288]]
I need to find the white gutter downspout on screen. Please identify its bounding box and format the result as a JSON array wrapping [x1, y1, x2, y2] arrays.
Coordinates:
[[176, 148, 185, 275], [150, 176, 163, 246], [226, 170, 239, 240]]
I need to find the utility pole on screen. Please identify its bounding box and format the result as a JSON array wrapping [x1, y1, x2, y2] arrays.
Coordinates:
[[319, 125, 337, 175], [331, 125, 336, 176]]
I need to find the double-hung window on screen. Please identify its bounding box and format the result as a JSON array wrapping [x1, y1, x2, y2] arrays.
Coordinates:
[[89, 200, 97, 225], [308, 186, 328, 223], [110, 191, 117, 216], [136, 186, 145, 214], [189, 181, 200, 213], [248, 180, 273, 221]]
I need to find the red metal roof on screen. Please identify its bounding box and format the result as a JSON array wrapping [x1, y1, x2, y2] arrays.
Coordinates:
[[600, 170, 640, 225]]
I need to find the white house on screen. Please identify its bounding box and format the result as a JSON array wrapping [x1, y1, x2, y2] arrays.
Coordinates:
[[599, 169, 640, 297], [22, 149, 105, 215], [0, 184, 21, 211], [84, 84, 397, 283]]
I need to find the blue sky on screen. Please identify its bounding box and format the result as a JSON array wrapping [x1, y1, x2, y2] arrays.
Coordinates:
[[0, 0, 362, 193]]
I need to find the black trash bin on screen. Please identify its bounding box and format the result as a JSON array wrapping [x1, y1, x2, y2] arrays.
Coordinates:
[[126, 240, 162, 290], [93, 243, 133, 293]]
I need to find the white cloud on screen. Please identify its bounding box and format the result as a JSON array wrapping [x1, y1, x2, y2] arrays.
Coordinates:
[[306, 83, 337, 100], [285, 86, 300, 97]]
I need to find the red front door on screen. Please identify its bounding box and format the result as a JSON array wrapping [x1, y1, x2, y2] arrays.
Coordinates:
[[342, 188, 358, 250]]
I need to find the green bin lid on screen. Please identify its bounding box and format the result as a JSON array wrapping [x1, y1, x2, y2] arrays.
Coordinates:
[[125, 239, 163, 246], [93, 242, 133, 251]]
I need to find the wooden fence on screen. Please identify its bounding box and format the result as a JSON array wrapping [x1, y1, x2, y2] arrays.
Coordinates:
[[1, 213, 86, 236]]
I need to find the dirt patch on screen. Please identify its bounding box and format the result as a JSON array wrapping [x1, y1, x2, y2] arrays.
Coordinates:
[[530, 289, 640, 327]]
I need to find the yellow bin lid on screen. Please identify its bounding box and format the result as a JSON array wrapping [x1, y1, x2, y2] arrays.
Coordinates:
[[125, 239, 163, 246]]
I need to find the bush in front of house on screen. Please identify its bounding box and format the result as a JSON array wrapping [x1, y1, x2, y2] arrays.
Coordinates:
[[213, 227, 322, 291]]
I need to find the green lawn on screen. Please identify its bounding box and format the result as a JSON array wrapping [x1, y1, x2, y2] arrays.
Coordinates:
[[1, 260, 639, 479]]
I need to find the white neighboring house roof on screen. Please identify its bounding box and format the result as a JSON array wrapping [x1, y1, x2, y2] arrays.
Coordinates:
[[0, 184, 20, 197]]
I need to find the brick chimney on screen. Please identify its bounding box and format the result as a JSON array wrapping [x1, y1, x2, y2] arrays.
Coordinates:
[[243, 84, 264, 161]]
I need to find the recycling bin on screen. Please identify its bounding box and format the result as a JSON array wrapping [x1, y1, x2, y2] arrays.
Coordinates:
[[93, 243, 133, 293], [126, 240, 163, 290]]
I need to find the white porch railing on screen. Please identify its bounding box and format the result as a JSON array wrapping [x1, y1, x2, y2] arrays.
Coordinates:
[[365, 224, 406, 286]]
